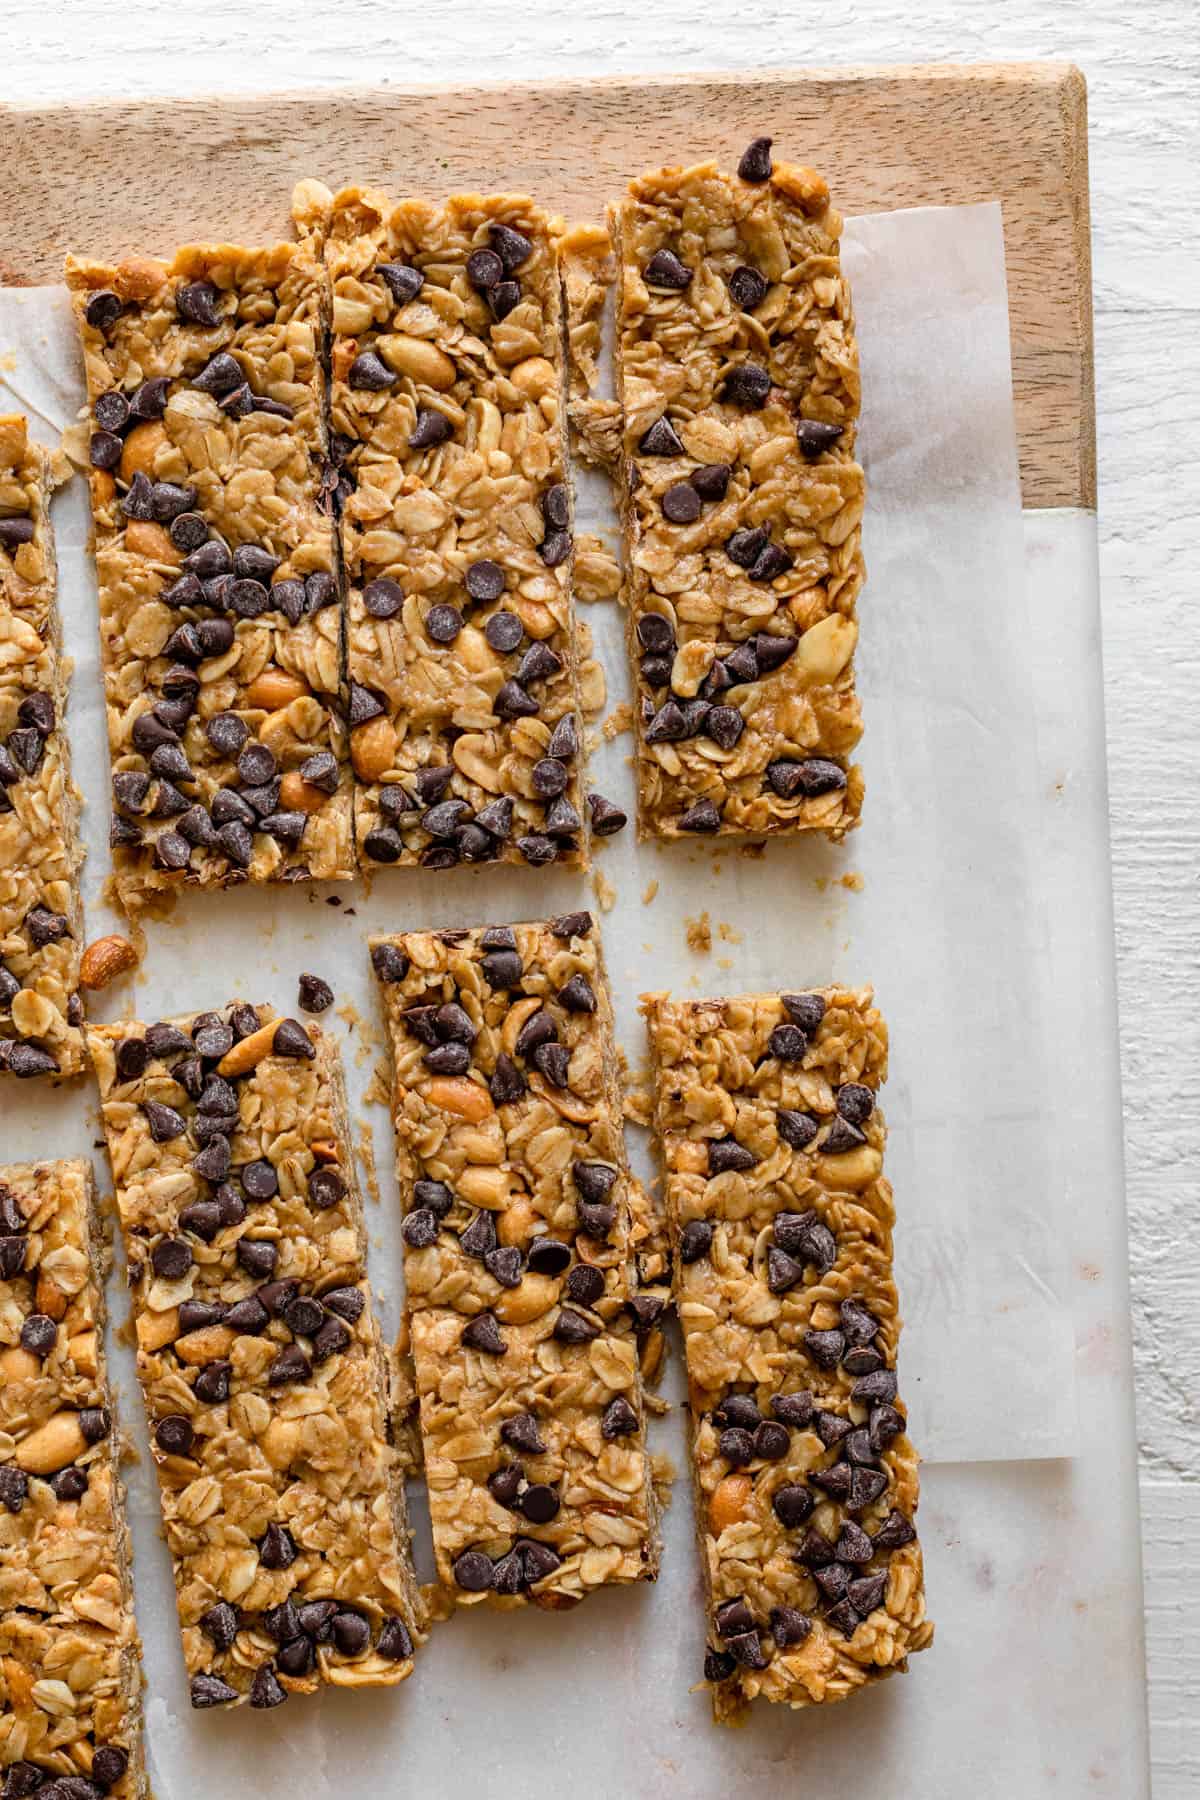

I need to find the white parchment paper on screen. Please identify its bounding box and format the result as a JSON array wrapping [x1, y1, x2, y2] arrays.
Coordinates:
[[0, 203, 1094, 1795]]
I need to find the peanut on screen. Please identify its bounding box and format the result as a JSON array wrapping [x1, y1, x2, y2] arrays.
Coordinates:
[[67, 1331, 98, 1377], [0, 1345, 41, 1381], [119, 420, 167, 483], [279, 770, 331, 815], [378, 333, 457, 390], [260, 1416, 302, 1471], [708, 1472, 754, 1536], [422, 1076, 493, 1122], [243, 666, 310, 710], [509, 355, 557, 400], [493, 1272, 560, 1324], [80, 933, 139, 991], [35, 1273, 68, 1321], [457, 1165, 511, 1210], [514, 598, 558, 640], [351, 715, 397, 782], [217, 1018, 281, 1077], [794, 613, 857, 686], [16, 1409, 87, 1475], [174, 1324, 236, 1366], [91, 469, 116, 506], [497, 1198, 537, 1248], [114, 256, 168, 302], [137, 1306, 179, 1353], [500, 996, 542, 1056], [815, 1145, 882, 1190], [124, 519, 180, 564]]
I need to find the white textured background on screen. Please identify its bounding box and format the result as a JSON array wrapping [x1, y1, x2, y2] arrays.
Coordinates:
[[1, 2, 1195, 1792]]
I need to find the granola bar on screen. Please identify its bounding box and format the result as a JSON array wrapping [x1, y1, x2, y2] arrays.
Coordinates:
[[1, 1159, 148, 1796], [558, 222, 622, 473], [610, 139, 865, 841], [0, 416, 85, 1077], [372, 912, 660, 1606], [88, 1005, 422, 1710], [314, 183, 589, 872], [66, 242, 353, 914], [644, 986, 932, 1719]]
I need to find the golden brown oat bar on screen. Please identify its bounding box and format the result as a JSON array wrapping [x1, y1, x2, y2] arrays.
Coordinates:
[[644, 986, 932, 1720], [0, 1159, 148, 1797], [558, 223, 622, 473], [316, 185, 588, 873], [372, 913, 660, 1606], [89, 1005, 422, 1711], [0, 417, 85, 1078], [65, 242, 353, 913], [610, 139, 865, 842]]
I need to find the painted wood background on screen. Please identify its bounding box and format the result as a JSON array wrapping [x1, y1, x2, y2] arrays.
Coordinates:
[[0, 3, 1195, 1792]]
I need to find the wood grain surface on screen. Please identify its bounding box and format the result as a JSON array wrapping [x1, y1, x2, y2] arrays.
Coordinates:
[[0, 63, 1092, 508]]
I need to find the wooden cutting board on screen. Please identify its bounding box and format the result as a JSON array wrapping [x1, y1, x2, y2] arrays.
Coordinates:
[[0, 63, 1093, 508]]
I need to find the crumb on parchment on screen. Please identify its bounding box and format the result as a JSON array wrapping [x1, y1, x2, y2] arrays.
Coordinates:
[[603, 701, 633, 742], [839, 870, 864, 892], [717, 921, 743, 944], [592, 868, 616, 912], [642, 879, 659, 905], [685, 911, 712, 954]]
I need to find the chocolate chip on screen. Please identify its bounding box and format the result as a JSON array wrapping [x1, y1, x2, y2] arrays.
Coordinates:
[[601, 1396, 640, 1442], [401, 1207, 437, 1250], [678, 798, 720, 833], [728, 1629, 768, 1670], [51, 1466, 89, 1501], [848, 1571, 889, 1619], [553, 1307, 600, 1345], [224, 1295, 269, 1335], [804, 1328, 845, 1370], [312, 1315, 351, 1363], [19, 1313, 57, 1358], [755, 632, 798, 672], [533, 1041, 570, 1087], [767, 1393, 813, 1436], [460, 555, 507, 604], [704, 1649, 735, 1682], [332, 1610, 371, 1657], [273, 1018, 314, 1060], [377, 1616, 414, 1661], [704, 1138, 753, 1178], [488, 279, 521, 320], [488, 1465, 524, 1511], [873, 1509, 917, 1551], [780, 994, 825, 1037], [748, 541, 792, 582], [501, 1411, 546, 1455], [822, 1116, 866, 1155], [852, 1368, 899, 1406], [565, 1263, 605, 1308], [89, 428, 123, 470], [715, 1596, 755, 1638], [753, 1421, 791, 1461], [154, 1413, 195, 1456], [718, 1426, 755, 1466], [557, 973, 596, 1015], [836, 1521, 875, 1565], [485, 1052, 525, 1106], [466, 246, 505, 290], [377, 260, 425, 304], [838, 1298, 880, 1348], [249, 1666, 287, 1709], [84, 289, 124, 332], [776, 1110, 819, 1155], [490, 221, 534, 272], [551, 910, 592, 940], [494, 679, 539, 723], [691, 462, 732, 500], [729, 264, 769, 310], [17, 691, 55, 739], [518, 1483, 560, 1524], [869, 1406, 905, 1454], [737, 136, 773, 182], [711, 1395, 759, 1434], [91, 1747, 130, 1792], [770, 1606, 812, 1649], [194, 1359, 233, 1404], [453, 1549, 495, 1591], [267, 1343, 312, 1387], [834, 1086, 874, 1132], [767, 1024, 807, 1066], [539, 528, 571, 568], [190, 1672, 239, 1709], [585, 791, 627, 837], [662, 481, 701, 523], [0, 1239, 23, 1283], [676, 1219, 712, 1265], [723, 363, 772, 409], [410, 406, 456, 451], [797, 419, 845, 459], [462, 1312, 506, 1355], [294, 1598, 337, 1641], [460, 1210, 498, 1261], [78, 1407, 108, 1446], [814, 1560, 851, 1604], [764, 1246, 804, 1295], [639, 415, 685, 456], [426, 601, 464, 644], [846, 1466, 889, 1512], [237, 1240, 277, 1281], [643, 248, 692, 289], [644, 700, 686, 744], [349, 349, 396, 390], [766, 757, 847, 799]]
